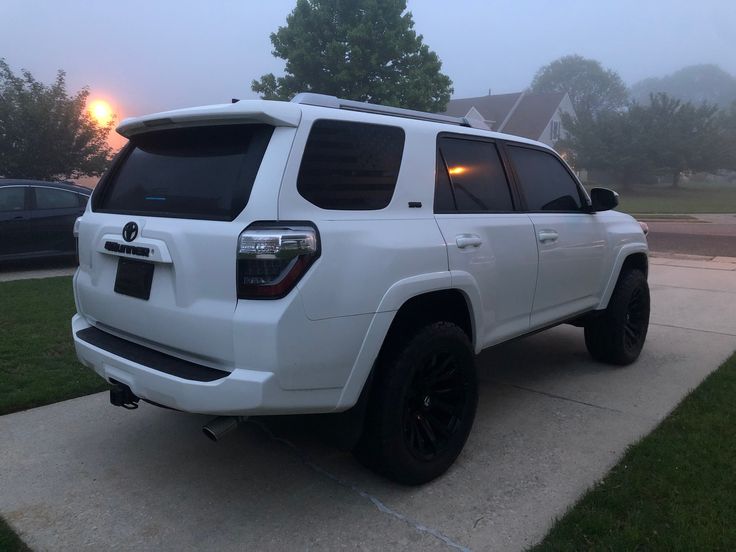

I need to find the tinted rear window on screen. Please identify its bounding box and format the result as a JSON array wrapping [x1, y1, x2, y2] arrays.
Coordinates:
[[95, 124, 274, 220], [35, 187, 79, 209], [435, 137, 513, 212], [297, 119, 405, 210]]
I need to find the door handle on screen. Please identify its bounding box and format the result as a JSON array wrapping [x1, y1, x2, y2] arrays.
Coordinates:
[[537, 229, 559, 243], [456, 234, 482, 249]]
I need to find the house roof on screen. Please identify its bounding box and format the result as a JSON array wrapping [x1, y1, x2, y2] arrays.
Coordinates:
[[444, 91, 568, 140], [443, 93, 522, 128], [501, 92, 567, 138]]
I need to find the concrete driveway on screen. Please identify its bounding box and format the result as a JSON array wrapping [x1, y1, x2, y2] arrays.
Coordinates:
[[1, 257, 735, 551]]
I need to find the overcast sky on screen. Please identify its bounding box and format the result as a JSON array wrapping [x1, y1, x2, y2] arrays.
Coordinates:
[[1, 0, 735, 121]]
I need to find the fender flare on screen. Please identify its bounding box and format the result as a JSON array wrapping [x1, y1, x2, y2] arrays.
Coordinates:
[[597, 244, 649, 310], [336, 271, 482, 409]]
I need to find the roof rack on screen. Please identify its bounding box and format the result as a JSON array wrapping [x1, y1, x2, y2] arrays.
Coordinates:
[[291, 93, 490, 130]]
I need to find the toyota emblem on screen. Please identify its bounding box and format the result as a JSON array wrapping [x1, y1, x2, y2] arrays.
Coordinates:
[[122, 222, 138, 242]]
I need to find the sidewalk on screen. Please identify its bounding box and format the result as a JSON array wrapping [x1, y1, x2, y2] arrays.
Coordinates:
[[0, 266, 76, 283]]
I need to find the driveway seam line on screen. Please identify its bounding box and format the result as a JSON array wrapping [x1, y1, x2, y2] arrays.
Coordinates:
[[649, 322, 736, 337], [650, 284, 736, 295], [249, 420, 472, 552], [492, 382, 624, 413], [653, 263, 736, 272]]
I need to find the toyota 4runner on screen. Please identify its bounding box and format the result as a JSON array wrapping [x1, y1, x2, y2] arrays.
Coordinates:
[[72, 93, 650, 484]]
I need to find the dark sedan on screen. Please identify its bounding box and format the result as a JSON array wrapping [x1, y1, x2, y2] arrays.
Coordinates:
[[0, 179, 91, 261]]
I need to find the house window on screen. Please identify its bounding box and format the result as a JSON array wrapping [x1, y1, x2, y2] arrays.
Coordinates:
[[550, 120, 561, 141]]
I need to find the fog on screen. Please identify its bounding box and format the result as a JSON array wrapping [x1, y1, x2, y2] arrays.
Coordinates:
[[1, 0, 734, 119]]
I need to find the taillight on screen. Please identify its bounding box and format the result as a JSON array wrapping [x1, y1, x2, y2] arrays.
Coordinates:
[[73, 217, 81, 265], [237, 222, 319, 299]]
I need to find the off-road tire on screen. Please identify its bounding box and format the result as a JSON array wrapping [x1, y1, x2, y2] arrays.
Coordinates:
[[353, 321, 477, 485], [585, 269, 650, 365]]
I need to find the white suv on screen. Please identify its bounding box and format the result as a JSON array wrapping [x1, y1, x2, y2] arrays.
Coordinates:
[[72, 93, 649, 484]]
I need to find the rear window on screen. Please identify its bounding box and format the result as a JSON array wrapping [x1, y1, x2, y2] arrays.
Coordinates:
[[435, 137, 514, 212], [95, 124, 274, 221], [297, 119, 405, 210], [35, 187, 79, 209]]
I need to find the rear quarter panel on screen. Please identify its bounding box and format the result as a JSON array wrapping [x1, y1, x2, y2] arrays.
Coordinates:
[[278, 109, 449, 320]]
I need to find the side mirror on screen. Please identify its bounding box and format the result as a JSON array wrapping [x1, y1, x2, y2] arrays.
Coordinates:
[[589, 187, 619, 212]]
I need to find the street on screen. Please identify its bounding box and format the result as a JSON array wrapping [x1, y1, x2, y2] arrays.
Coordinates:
[[643, 214, 736, 258]]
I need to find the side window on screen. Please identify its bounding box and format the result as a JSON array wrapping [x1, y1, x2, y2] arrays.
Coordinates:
[[435, 137, 513, 212], [34, 188, 80, 209], [297, 119, 405, 210], [78, 193, 90, 207], [507, 146, 582, 211], [0, 188, 26, 211]]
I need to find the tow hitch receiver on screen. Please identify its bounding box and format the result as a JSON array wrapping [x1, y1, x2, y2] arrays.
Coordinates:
[[110, 381, 140, 410]]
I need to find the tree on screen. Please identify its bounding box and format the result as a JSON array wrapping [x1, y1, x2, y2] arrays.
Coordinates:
[[642, 93, 724, 187], [251, 0, 453, 112], [631, 64, 736, 108], [720, 101, 736, 171], [0, 59, 114, 180], [530, 55, 629, 117], [559, 92, 728, 188], [558, 110, 651, 189]]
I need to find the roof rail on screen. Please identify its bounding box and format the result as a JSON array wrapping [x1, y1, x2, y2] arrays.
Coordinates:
[[291, 93, 490, 130]]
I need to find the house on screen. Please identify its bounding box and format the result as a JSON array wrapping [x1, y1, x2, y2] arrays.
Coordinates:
[[443, 91, 575, 147]]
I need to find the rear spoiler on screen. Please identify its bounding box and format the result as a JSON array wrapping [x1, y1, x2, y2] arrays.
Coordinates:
[[117, 100, 302, 138]]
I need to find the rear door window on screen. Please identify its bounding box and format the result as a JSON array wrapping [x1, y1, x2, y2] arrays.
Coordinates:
[[34, 187, 80, 209], [297, 119, 405, 210], [95, 124, 274, 221], [435, 137, 514, 212], [507, 145, 583, 211]]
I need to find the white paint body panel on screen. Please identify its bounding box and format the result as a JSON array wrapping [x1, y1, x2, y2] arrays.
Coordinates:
[[528, 212, 610, 327], [72, 99, 648, 415], [434, 213, 538, 349]]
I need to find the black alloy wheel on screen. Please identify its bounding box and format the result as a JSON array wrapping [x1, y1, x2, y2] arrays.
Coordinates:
[[354, 321, 478, 485], [402, 350, 468, 461]]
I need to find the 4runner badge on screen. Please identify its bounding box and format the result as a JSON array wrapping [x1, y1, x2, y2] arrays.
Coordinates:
[[122, 222, 138, 242]]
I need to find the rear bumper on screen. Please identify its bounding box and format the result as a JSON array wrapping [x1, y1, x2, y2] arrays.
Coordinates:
[[72, 314, 342, 415]]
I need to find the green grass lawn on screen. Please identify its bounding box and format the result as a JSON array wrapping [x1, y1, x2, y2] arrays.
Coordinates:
[[532, 352, 736, 551], [587, 182, 736, 214], [0, 276, 108, 416]]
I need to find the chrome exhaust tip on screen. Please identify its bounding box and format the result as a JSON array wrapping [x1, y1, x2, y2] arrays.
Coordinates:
[[202, 416, 248, 442]]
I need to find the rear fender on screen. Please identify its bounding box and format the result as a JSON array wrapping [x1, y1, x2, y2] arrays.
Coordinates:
[[336, 272, 453, 410], [336, 270, 486, 409]]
